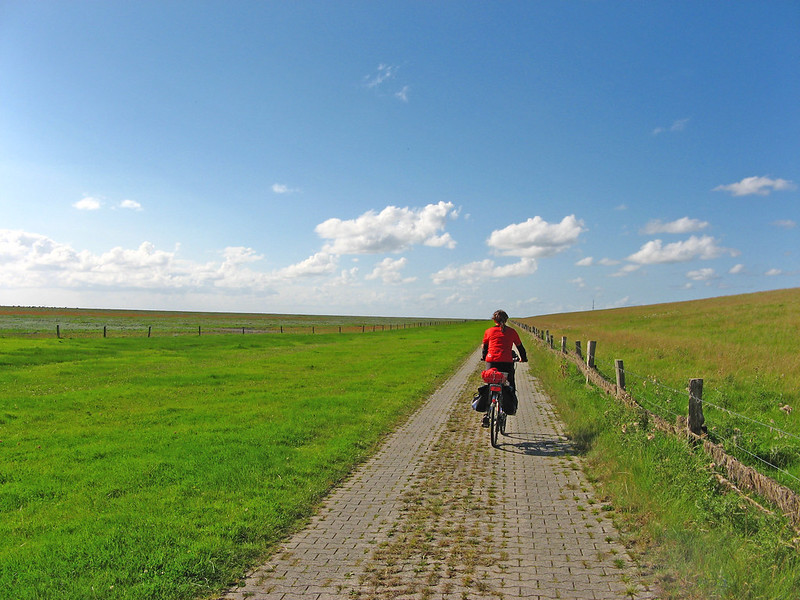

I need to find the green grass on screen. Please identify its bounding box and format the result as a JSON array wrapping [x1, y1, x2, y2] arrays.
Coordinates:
[[0, 321, 486, 599], [519, 289, 800, 599], [0, 306, 462, 336], [526, 341, 800, 600], [520, 288, 800, 491]]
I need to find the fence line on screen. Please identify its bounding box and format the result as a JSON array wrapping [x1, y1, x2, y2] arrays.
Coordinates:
[[514, 320, 800, 528], [44, 320, 467, 339]]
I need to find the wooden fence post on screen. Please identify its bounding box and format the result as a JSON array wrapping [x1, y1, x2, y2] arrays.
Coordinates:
[[586, 341, 596, 369], [615, 359, 625, 395], [575, 340, 582, 358], [56, 325, 61, 339], [561, 336, 567, 353], [688, 378, 705, 436], [103, 326, 107, 338], [198, 326, 201, 336], [148, 326, 152, 338]]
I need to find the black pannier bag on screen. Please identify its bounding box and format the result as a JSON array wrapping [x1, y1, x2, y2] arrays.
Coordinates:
[[501, 386, 518, 415], [471, 384, 490, 412]]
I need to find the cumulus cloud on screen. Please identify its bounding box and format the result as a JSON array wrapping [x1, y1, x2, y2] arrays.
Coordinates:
[[729, 264, 745, 274], [487, 215, 585, 258], [272, 183, 298, 194], [686, 268, 717, 282], [316, 202, 457, 255], [611, 264, 642, 277], [640, 217, 709, 235], [277, 252, 339, 278], [366, 257, 416, 284], [120, 199, 142, 211], [627, 235, 738, 265], [576, 257, 594, 266], [431, 258, 537, 285], [714, 176, 796, 197], [0, 229, 277, 292], [73, 197, 102, 210], [766, 268, 782, 276]]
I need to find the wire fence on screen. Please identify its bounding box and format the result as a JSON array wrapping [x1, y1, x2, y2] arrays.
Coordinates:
[[515, 321, 800, 526]]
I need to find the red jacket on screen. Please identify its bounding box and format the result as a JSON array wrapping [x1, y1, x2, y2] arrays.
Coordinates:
[[482, 325, 526, 363]]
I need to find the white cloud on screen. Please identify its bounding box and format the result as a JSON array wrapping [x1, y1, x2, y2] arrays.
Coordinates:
[[772, 219, 797, 229], [395, 85, 410, 102], [431, 258, 537, 285], [120, 199, 142, 211], [576, 257, 594, 266], [366, 257, 417, 284], [611, 264, 642, 277], [729, 263, 745, 274], [640, 217, 709, 235], [73, 197, 102, 210], [686, 268, 717, 282], [364, 63, 397, 89], [627, 235, 738, 265], [272, 183, 298, 194], [222, 246, 263, 265], [598, 258, 621, 266], [766, 268, 782, 276], [713, 176, 796, 197], [0, 229, 278, 293], [570, 277, 586, 288], [487, 215, 585, 258], [653, 118, 690, 135], [277, 252, 339, 278], [316, 202, 457, 255]]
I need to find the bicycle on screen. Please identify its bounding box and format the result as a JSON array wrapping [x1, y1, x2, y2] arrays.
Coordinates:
[[481, 354, 520, 448]]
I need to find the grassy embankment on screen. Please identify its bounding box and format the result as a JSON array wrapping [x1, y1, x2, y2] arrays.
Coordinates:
[[0, 318, 485, 600], [519, 288, 800, 599]]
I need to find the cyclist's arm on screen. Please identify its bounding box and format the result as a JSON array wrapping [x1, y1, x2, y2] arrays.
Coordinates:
[[481, 342, 489, 361], [516, 343, 528, 362]]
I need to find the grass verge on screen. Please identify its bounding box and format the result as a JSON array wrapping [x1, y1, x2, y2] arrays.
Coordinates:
[[526, 339, 800, 600]]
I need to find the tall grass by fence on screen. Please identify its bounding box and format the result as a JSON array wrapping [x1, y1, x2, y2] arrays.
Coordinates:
[[516, 321, 800, 528]]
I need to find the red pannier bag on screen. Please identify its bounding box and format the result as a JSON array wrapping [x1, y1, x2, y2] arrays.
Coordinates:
[[481, 368, 507, 384]]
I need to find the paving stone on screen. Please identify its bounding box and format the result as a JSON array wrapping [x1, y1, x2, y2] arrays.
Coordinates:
[[217, 348, 657, 599]]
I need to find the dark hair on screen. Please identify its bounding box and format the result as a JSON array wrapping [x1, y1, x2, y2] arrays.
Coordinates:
[[492, 310, 509, 329]]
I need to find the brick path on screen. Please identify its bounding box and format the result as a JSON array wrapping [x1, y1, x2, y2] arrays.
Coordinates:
[[219, 349, 656, 599]]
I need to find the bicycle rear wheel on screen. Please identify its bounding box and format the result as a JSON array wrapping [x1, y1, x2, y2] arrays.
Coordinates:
[[489, 401, 499, 448]]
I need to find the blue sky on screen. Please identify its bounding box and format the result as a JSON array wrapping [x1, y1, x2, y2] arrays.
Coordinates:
[[1, 1, 798, 318]]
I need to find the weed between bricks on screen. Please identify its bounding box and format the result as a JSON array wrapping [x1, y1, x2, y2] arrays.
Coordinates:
[[351, 375, 507, 600]]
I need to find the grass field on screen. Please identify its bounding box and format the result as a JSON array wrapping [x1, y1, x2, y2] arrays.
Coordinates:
[[0, 306, 460, 337], [518, 288, 800, 599], [519, 288, 800, 491], [526, 342, 800, 600], [0, 318, 486, 599]]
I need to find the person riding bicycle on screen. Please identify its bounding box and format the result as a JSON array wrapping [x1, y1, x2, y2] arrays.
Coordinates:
[[481, 309, 527, 427]]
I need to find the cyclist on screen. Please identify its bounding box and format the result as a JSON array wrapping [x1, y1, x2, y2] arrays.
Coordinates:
[[481, 309, 527, 427]]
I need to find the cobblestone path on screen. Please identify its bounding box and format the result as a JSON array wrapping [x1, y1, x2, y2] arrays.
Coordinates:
[[219, 348, 655, 599]]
